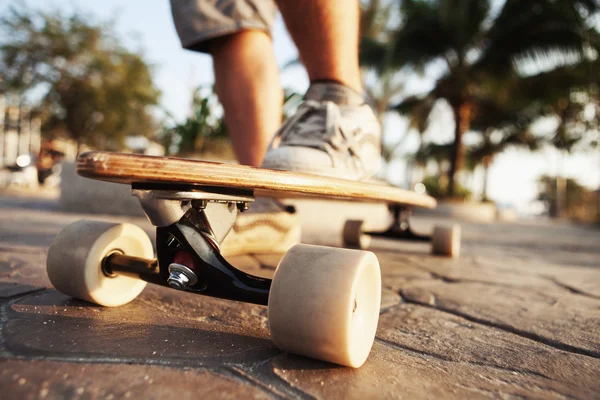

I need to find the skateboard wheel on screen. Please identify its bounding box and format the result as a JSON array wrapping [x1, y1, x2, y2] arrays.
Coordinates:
[[47, 220, 154, 307], [342, 219, 371, 249], [268, 244, 381, 368], [431, 224, 461, 258]]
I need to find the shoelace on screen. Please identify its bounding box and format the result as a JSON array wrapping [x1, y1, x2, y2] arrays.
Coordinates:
[[269, 100, 363, 161]]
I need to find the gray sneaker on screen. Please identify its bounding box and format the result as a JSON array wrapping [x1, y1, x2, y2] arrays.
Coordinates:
[[262, 82, 382, 181]]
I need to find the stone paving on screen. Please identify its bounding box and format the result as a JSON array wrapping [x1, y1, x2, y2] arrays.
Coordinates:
[[0, 190, 599, 399]]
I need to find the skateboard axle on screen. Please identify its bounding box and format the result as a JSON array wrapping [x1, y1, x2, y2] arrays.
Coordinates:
[[103, 253, 159, 279], [367, 205, 431, 242]]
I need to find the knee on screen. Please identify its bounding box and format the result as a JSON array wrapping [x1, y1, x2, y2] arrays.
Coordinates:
[[205, 30, 271, 58]]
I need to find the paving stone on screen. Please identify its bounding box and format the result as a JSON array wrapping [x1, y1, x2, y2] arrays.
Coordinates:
[[227, 255, 266, 274], [399, 280, 600, 357], [533, 264, 600, 299], [261, 342, 592, 400], [426, 253, 600, 299], [378, 254, 446, 285], [0, 248, 50, 288], [395, 254, 559, 290], [252, 254, 283, 270], [0, 195, 153, 250], [380, 288, 401, 311], [0, 359, 272, 400], [5, 287, 278, 366], [0, 282, 44, 299], [227, 255, 279, 280], [376, 303, 600, 389], [460, 222, 600, 269]]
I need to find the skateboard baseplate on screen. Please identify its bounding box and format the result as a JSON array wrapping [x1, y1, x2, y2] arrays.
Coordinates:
[[46, 152, 460, 368]]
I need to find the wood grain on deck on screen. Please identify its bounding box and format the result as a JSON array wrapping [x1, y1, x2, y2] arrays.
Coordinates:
[[76, 151, 437, 208]]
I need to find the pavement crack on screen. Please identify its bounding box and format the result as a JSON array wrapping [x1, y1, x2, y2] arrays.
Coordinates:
[[0, 350, 313, 400], [399, 290, 600, 359], [221, 366, 290, 400], [428, 271, 459, 283], [0, 352, 273, 371], [234, 358, 317, 400], [405, 259, 564, 293], [545, 277, 600, 300], [378, 305, 400, 315], [0, 287, 48, 304], [376, 337, 553, 380], [0, 288, 51, 357]]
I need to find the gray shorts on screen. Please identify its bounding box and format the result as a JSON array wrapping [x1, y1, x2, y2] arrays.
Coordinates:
[[170, 0, 277, 53]]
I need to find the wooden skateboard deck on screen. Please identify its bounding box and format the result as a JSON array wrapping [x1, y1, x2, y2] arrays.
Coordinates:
[[77, 151, 437, 209]]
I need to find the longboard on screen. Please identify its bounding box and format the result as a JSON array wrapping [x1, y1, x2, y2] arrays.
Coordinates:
[[46, 151, 457, 369]]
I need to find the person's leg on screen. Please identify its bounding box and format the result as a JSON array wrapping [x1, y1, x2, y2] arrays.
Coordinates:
[[209, 31, 282, 166], [275, 0, 362, 92], [170, 0, 281, 166]]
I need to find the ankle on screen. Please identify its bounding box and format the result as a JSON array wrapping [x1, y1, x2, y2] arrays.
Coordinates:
[[305, 81, 367, 107], [308, 74, 362, 93], [209, 30, 270, 59]]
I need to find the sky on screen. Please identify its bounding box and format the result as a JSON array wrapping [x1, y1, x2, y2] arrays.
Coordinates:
[[1, 0, 599, 211]]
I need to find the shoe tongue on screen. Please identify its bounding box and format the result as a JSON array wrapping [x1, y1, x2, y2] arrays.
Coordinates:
[[305, 82, 366, 106]]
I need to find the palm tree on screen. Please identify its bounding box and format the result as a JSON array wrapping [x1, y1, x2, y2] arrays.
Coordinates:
[[467, 81, 542, 201], [360, 0, 401, 117], [359, 0, 410, 162], [502, 59, 599, 212], [409, 58, 599, 201], [389, 0, 600, 196]]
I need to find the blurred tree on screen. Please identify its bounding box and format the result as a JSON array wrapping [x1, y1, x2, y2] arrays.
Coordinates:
[[389, 0, 600, 197], [409, 59, 600, 201], [282, 88, 303, 120], [0, 5, 160, 151], [360, 0, 409, 162], [421, 174, 472, 200], [162, 86, 227, 156], [360, 0, 403, 118], [505, 60, 600, 212], [537, 175, 599, 220], [162, 86, 304, 157], [467, 79, 543, 201], [406, 76, 543, 200], [513, 59, 600, 151]]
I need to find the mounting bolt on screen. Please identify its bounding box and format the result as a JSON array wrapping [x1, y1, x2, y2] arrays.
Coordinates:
[[167, 263, 198, 290], [237, 202, 250, 212], [192, 200, 208, 210], [166, 235, 176, 247]]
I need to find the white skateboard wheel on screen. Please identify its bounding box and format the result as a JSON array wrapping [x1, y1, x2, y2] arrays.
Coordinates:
[[431, 224, 461, 258], [268, 244, 381, 368], [47, 220, 154, 307], [342, 219, 371, 250]]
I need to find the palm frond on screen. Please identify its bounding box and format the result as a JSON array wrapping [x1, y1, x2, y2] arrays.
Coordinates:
[[392, 94, 437, 132], [476, 0, 599, 74], [359, 36, 389, 70]]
